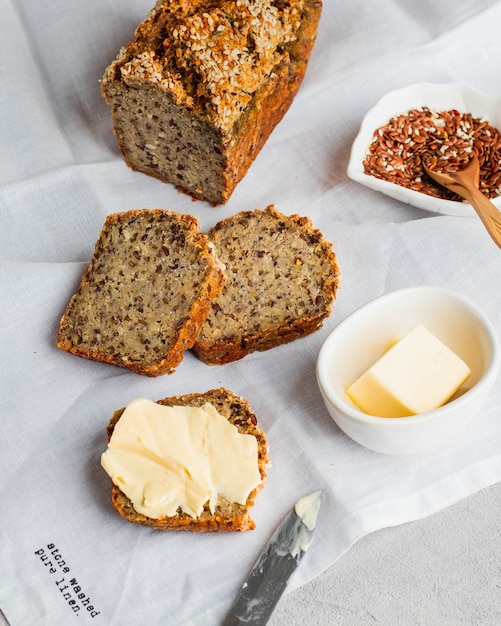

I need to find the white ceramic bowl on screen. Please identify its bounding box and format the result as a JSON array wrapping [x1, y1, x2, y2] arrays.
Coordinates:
[[316, 286, 500, 455], [347, 82, 501, 217]]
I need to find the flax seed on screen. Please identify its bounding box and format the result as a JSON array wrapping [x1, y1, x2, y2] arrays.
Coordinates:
[[363, 108, 501, 201]]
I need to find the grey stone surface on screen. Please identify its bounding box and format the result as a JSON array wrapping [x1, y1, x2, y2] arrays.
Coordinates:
[[269, 482, 501, 625]]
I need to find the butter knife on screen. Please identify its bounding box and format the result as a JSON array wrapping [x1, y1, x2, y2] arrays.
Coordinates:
[[221, 490, 323, 626]]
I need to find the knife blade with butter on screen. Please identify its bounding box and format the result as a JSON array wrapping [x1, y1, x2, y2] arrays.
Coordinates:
[[221, 490, 322, 626]]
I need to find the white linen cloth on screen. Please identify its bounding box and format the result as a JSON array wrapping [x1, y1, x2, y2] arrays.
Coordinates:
[[1, 0, 501, 624]]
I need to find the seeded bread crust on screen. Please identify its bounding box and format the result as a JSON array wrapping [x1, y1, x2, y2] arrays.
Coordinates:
[[101, 0, 322, 205], [192, 205, 340, 364], [57, 209, 225, 376], [106, 388, 269, 531]]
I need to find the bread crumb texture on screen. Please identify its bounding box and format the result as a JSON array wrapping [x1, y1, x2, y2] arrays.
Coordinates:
[[193, 205, 340, 364], [57, 209, 225, 376], [107, 388, 269, 531], [101, 0, 322, 203]]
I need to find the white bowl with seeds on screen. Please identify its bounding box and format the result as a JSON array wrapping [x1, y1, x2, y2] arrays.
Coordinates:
[[347, 82, 501, 216]]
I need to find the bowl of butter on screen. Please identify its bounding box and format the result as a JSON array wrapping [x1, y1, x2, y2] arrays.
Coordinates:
[[316, 286, 499, 455]]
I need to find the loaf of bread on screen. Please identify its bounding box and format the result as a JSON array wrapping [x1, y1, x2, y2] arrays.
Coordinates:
[[105, 388, 269, 531], [101, 0, 322, 205], [192, 205, 340, 364], [57, 209, 225, 376]]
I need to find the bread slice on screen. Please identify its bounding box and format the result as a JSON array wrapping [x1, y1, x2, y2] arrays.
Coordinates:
[[192, 205, 340, 364], [105, 388, 269, 531], [57, 209, 225, 376], [101, 0, 322, 205]]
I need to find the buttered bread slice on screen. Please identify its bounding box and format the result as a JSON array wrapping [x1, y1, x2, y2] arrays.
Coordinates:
[[193, 205, 340, 364], [102, 388, 268, 531], [57, 209, 225, 376]]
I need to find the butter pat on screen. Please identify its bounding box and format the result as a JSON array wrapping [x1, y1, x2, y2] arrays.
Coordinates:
[[101, 398, 261, 519], [346, 325, 471, 417]]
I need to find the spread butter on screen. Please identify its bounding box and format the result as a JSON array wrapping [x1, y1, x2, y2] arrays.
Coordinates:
[[101, 398, 261, 519]]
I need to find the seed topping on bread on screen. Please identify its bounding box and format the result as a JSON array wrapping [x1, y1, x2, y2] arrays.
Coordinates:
[[115, 0, 306, 132], [101, 0, 322, 203]]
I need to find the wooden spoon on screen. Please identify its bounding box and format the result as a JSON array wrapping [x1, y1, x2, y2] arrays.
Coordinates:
[[423, 153, 501, 249]]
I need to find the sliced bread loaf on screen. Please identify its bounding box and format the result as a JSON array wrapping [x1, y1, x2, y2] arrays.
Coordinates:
[[104, 388, 269, 531], [101, 0, 322, 204], [57, 209, 225, 376], [192, 205, 340, 364]]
